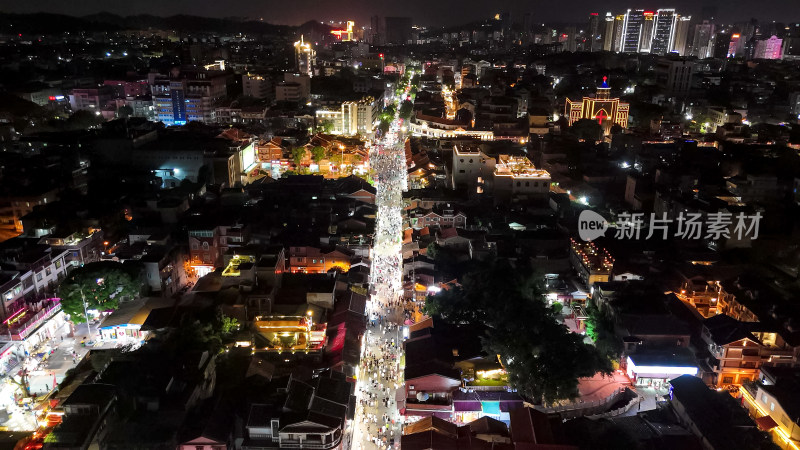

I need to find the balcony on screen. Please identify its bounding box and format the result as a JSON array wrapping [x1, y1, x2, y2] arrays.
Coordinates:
[[279, 434, 341, 449], [0, 299, 62, 341]]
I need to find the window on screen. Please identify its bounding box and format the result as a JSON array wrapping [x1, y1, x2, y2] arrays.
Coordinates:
[[192, 243, 199, 250], [722, 376, 734, 384], [761, 393, 768, 403], [36, 273, 43, 282], [46, 267, 52, 276], [770, 402, 775, 412], [202, 242, 209, 250]]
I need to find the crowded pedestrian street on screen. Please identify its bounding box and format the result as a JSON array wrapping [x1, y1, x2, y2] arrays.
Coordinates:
[[348, 72, 414, 450]]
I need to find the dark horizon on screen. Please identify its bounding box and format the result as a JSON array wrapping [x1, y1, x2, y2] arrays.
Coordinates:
[[1, 0, 800, 28]]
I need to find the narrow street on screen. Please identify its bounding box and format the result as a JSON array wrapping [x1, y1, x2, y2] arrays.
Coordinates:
[[348, 72, 414, 450]]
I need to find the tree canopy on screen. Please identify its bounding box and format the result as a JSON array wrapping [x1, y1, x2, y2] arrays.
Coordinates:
[[311, 146, 326, 163], [57, 261, 142, 322], [424, 260, 612, 404], [571, 118, 603, 141], [290, 147, 307, 166], [398, 100, 414, 120]]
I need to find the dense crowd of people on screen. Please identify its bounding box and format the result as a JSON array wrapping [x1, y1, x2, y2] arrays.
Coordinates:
[[351, 96, 411, 450]]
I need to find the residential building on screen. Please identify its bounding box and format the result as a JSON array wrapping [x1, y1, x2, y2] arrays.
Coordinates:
[[408, 205, 467, 230], [740, 366, 800, 450], [669, 375, 767, 450], [754, 36, 783, 60], [691, 21, 716, 58], [655, 58, 693, 97], [288, 245, 354, 273], [69, 86, 115, 112], [41, 228, 105, 268], [569, 239, 614, 287], [315, 96, 380, 136], [622, 9, 646, 52], [241, 372, 350, 450], [672, 15, 692, 55], [701, 315, 799, 387], [151, 69, 229, 126], [649, 9, 678, 55], [43, 384, 118, 450], [242, 73, 273, 99], [492, 154, 551, 197], [451, 145, 495, 191], [294, 35, 316, 77]]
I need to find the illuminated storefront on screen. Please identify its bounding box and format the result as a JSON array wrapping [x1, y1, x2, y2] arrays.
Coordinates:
[[626, 355, 698, 388]]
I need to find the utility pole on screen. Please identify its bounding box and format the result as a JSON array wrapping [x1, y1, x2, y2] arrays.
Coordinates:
[[79, 286, 92, 339]]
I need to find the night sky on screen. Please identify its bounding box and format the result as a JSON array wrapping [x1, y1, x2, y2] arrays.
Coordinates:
[[0, 0, 799, 26]]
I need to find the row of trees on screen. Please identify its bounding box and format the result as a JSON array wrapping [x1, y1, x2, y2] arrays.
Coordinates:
[[424, 260, 612, 404]]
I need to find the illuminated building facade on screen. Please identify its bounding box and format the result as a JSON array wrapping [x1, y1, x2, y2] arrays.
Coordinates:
[[651, 9, 677, 55], [152, 71, 228, 126], [331, 21, 355, 41], [754, 36, 783, 60], [672, 15, 692, 55], [294, 35, 316, 77], [492, 155, 551, 197], [569, 239, 614, 286], [565, 77, 629, 135], [253, 314, 327, 352], [622, 9, 645, 52], [314, 96, 380, 136], [639, 11, 656, 53]]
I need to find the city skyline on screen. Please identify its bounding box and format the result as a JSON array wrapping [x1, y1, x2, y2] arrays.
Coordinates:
[[1, 0, 800, 27]]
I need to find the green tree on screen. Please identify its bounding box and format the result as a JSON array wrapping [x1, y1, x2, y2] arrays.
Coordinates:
[[424, 260, 612, 404], [316, 120, 334, 134], [220, 315, 240, 334], [57, 262, 142, 323], [571, 118, 603, 141], [311, 146, 326, 163], [398, 100, 414, 120], [116, 105, 133, 119], [291, 147, 307, 167]]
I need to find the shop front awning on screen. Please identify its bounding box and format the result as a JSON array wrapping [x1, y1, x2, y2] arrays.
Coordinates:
[[755, 415, 778, 431]]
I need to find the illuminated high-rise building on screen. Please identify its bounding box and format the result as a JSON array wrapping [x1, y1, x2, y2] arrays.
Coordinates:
[[622, 9, 645, 52], [603, 13, 616, 51], [754, 36, 783, 60], [691, 21, 716, 58], [639, 11, 656, 53], [672, 15, 692, 55], [612, 14, 626, 52], [294, 35, 316, 77], [650, 9, 677, 55], [588, 13, 603, 52], [727, 33, 742, 58]]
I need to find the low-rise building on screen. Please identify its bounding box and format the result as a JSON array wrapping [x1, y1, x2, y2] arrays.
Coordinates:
[[669, 374, 768, 450], [740, 366, 800, 450], [570, 239, 614, 287]]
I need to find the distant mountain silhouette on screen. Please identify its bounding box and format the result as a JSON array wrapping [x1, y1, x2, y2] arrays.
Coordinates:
[[0, 12, 293, 35]]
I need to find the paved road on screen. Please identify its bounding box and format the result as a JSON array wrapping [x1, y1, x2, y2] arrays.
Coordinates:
[[348, 72, 414, 450]]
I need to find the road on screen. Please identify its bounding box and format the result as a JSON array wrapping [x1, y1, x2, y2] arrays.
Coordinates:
[[347, 71, 414, 450], [0, 320, 128, 431]]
